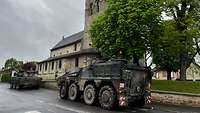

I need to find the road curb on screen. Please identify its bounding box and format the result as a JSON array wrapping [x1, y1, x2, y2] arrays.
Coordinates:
[[151, 90, 200, 107], [152, 90, 200, 97]]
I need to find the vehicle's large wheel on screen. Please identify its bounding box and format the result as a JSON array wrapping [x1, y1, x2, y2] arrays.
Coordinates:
[[68, 83, 79, 101], [59, 85, 68, 99], [99, 85, 116, 110], [83, 84, 97, 105]]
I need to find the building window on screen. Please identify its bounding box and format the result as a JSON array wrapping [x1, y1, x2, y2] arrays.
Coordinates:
[[74, 43, 77, 51], [96, 0, 99, 12], [89, 3, 93, 15], [52, 61, 54, 70], [59, 60, 62, 69], [39, 64, 42, 71], [75, 57, 79, 67], [45, 63, 48, 71]]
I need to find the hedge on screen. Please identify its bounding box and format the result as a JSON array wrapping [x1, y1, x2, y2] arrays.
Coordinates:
[[0, 69, 12, 82], [151, 80, 200, 94]]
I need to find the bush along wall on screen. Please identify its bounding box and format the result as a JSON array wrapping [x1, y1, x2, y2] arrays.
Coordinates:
[[0, 69, 12, 82]]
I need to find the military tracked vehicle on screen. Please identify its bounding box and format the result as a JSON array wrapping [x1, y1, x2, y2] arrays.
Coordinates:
[[57, 59, 152, 110], [10, 71, 41, 89]]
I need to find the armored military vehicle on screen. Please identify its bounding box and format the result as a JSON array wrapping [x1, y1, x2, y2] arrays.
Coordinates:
[[57, 59, 152, 110], [10, 71, 41, 89]]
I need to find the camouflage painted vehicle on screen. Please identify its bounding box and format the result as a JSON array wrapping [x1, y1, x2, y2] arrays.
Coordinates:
[[10, 71, 41, 89], [57, 59, 152, 110]]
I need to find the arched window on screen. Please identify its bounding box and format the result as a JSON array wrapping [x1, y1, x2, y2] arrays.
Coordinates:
[[59, 60, 62, 69], [52, 61, 54, 70], [75, 57, 79, 67], [89, 2, 93, 15], [45, 63, 48, 71], [96, 0, 99, 12]]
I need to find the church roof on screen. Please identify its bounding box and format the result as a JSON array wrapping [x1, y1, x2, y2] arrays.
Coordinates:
[[51, 31, 84, 51]]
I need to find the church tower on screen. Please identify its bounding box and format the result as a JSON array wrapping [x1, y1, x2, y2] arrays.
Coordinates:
[[81, 0, 107, 49]]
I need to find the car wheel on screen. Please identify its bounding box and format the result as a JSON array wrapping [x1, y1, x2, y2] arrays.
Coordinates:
[[83, 84, 97, 105], [59, 85, 68, 99], [68, 83, 79, 101], [99, 85, 116, 110]]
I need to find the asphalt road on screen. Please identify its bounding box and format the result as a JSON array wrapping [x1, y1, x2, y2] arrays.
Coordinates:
[[0, 83, 199, 113]]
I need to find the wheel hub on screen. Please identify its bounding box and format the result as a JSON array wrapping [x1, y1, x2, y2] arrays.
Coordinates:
[[69, 85, 77, 99], [87, 90, 92, 99], [70, 87, 75, 96], [102, 91, 110, 103]]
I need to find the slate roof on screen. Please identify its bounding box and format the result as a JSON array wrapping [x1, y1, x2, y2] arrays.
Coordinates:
[[51, 31, 84, 51]]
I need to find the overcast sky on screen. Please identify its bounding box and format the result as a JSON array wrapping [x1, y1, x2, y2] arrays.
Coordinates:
[[0, 0, 85, 68]]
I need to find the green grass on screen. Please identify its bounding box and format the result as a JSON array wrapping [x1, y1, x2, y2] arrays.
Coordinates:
[[151, 80, 200, 94]]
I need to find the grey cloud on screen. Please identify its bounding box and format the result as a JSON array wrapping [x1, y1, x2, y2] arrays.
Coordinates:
[[0, 0, 85, 67]]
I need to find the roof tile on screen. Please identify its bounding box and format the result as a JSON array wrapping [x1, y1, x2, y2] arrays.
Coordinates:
[[51, 31, 84, 51]]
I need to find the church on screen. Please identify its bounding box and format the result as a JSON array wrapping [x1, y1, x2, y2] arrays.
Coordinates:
[[38, 0, 107, 87]]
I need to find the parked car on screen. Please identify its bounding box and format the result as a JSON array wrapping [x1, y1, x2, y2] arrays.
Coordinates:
[[57, 59, 152, 110], [10, 71, 41, 89]]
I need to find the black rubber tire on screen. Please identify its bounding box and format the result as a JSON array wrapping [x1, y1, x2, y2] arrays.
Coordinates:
[[83, 84, 97, 105], [68, 83, 79, 101], [99, 85, 116, 110], [59, 85, 68, 99]]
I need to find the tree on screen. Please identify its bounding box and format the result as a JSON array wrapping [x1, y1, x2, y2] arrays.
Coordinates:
[[159, 0, 200, 80], [4, 58, 23, 70], [153, 21, 181, 80], [90, 0, 162, 63]]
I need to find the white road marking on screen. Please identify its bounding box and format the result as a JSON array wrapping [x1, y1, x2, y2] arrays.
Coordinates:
[[35, 100, 44, 103], [24, 111, 41, 113], [127, 110, 137, 113], [48, 103, 91, 113]]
